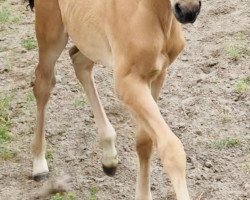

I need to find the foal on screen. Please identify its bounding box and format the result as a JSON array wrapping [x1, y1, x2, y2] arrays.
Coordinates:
[[27, 0, 201, 199]]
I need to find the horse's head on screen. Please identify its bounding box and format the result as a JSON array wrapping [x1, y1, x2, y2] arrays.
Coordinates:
[[170, 0, 201, 24]]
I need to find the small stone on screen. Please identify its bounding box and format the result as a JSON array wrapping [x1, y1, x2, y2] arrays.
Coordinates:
[[65, 156, 74, 162], [197, 79, 202, 83], [195, 130, 202, 136], [94, 177, 106, 182], [201, 67, 211, 74], [201, 174, 209, 180], [21, 49, 27, 54], [178, 123, 185, 129], [195, 174, 201, 180], [204, 161, 213, 168], [206, 62, 218, 68], [187, 156, 192, 163], [181, 56, 188, 61], [151, 185, 156, 191], [70, 88, 78, 92], [213, 168, 219, 173], [215, 175, 222, 181]]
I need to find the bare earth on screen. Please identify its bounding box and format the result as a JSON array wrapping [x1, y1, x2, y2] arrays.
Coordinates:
[[0, 0, 249, 199]]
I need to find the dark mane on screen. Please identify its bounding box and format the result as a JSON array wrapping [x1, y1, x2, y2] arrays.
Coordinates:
[[26, 0, 34, 10]]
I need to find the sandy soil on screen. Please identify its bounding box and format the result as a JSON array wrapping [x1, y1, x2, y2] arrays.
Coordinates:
[[0, 0, 249, 199]]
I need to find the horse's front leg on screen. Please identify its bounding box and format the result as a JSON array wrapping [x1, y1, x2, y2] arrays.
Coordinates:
[[115, 63, 190, 200], [135, 70, 167, 200]]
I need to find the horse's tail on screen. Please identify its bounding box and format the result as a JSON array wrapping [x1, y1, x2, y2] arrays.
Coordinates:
[[26, 0, 34, 10]]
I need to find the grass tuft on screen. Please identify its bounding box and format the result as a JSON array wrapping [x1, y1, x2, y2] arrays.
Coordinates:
[[0, 146, 16, 161], [210, 138, 241, 150], [21, 38, 37, 50], [51, 192, 76, 200], [0, 94, 12, 143], [46, 148, 54, 163], [235, 76, 250, 93], [73, 98, 85, 108], [0, 7, 20, 24], [225, 32, 250, 61], [26, 91, 35, 102], [220, 109, 232, 124], [87, 187, 98, 200]]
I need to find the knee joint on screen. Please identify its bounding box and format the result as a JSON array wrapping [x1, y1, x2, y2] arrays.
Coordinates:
[[158, 136, 186, 166]]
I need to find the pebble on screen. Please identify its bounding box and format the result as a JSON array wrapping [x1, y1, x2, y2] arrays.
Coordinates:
[[181, 56, 189, 61], [20, 49, 27, 54], [204, 161, 213, 168], [201, 174, 209, 180], [195, 130, 202, 136], [201, 67, 211, 74], [215, 175, 223, 181], [94, 177, 106, 182]]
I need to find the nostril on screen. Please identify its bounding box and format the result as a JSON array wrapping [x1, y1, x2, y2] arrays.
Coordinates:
[[175, 3, 182, 16]]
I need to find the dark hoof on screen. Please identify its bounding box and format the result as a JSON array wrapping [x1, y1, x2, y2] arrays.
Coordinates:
[[102, 165, 117, 177], [33, 172, 49, 182]]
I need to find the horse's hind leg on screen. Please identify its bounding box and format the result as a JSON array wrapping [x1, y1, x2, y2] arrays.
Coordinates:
[[69, 46, 118, 175], [32, 0, 68, 181]]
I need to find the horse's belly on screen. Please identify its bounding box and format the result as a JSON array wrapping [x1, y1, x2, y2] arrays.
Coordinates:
[[74, 31, 114, 68], [59, 0, 114, 67]]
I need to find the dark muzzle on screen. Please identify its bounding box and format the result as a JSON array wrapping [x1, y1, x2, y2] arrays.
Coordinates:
[[174, 1, 201, 24]]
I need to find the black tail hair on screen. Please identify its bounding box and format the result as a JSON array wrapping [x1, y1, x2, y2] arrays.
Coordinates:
[[26, 0, 34, 10]]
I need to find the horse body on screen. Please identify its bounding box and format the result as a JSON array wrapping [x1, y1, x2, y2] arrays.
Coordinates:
[[58, 0, 186, 68], [28, 0, 201, 199]]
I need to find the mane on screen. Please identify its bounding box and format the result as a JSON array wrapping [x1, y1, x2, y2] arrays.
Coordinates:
[[26, 0, 34, 10]]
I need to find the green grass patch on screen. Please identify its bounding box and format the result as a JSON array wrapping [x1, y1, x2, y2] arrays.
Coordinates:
[[0, 7, 20, 24], [21, 38, 37, 50], [87, 187, 98, 200], [225, 32, 250, 61], [0, 46, 8, 53], [26, 91, 35, 102], [46, 148, 54, 163], [73, 98, 85, 108], [51, 193, 76, 200], [0, 126, 12, 143], [210, 138, 241, 150], [0, 94, 12, 143], [0, 146, 16, 161], [235, 76, 250, 93], [0, 93, 15, 162], [220, 109, 232, 124], [242, 161, 250, 174]]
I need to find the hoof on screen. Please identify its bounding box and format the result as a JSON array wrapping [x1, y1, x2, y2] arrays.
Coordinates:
[[102, 165, 117, 177], [33, 172, 49, 182]]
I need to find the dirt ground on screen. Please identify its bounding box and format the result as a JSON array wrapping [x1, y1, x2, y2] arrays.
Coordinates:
[[0, 0, 249, 199]]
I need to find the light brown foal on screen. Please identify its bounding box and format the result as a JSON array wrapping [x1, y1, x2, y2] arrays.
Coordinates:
[[27, 0, 201, 199]]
